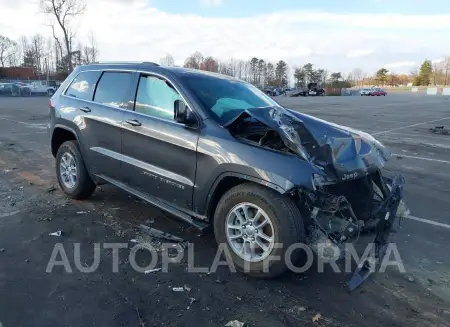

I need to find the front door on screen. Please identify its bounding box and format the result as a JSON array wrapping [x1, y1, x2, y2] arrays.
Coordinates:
[[121, 73, 199, 210]]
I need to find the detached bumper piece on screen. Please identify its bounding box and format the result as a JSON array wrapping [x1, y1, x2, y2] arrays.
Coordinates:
[[347, 173, 405, 291]]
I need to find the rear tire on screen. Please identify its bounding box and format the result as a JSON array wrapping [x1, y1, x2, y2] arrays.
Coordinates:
[[56, 140, 96, 199], [214, 183, 305, 278]]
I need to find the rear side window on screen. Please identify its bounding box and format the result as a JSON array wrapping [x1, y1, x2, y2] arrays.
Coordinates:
[[94, 72, 133, 109], [134, 75, 183, 120], [65, 71, 101, 100]]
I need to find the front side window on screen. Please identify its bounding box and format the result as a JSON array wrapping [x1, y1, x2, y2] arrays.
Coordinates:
[[181, 74, 280, 124], [134, 75, 184, 120], [65, 71, 102, 100], [94, 72, 133, 109]]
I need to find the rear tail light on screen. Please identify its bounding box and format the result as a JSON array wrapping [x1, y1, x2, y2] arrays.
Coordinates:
[[48, 99, 53, 110]]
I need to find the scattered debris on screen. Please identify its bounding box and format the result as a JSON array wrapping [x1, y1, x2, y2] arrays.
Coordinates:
[[24, 259, 30, 263], [139, 224, 185, 243], [429, 126, 449, 135], [187, 297, 196, 309], [172, 285, 191, 292], [144, 268, 161, 274], [405, 275, 415, 283], [0, 248, 5, 252], [49, 231, 63, 237], [225, 320, 245, 327], [289, 305, 307, 314], [396, 155, 403, 159], [46, 186, 57, 193], [312, 313, 322, 322]]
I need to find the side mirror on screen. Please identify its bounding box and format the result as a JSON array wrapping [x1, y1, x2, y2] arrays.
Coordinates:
[[174, 100, 197, 126]]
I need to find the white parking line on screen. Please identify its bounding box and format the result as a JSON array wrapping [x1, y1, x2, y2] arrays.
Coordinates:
[[0, 117, 47, 127], [379, 131, 450, 140], [405, 214, 450, 229], [372, 116, 450, 135], [393, 153, 450, 164]]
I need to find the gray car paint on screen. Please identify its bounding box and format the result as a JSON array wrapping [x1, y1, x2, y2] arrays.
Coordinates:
[[49, 62, 387, 222]]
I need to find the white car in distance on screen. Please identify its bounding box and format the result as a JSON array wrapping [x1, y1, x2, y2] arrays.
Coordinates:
[[360, 88, 373, 96], [29, 81, 58, 95]]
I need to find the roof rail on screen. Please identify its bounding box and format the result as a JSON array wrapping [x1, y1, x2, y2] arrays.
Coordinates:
[[95, 61, 140, 64], [141, 61, 159, 66], [94, 61, 159, 66]]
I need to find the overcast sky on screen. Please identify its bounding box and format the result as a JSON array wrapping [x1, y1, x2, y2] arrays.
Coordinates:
[[1, 0, 450, 74]]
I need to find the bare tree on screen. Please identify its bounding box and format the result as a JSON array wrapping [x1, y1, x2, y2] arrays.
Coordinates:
[[443, 57, 450, 86], [88, 31, 98, 63], [50, 24, 64, 67], [31, 34, 45, 74], [0, 35, 17, 67], [184, 51, 203, 69], [41, 0, 86, 72], [160, 53, 175, 66], [351, 68, 363, 87]]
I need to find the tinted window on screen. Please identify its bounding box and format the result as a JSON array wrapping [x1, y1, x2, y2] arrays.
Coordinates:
[[134, 75, 184, 120], [65, 71, 101, 100], [94, 72, 133, 109], [181, 74, 280, 124]]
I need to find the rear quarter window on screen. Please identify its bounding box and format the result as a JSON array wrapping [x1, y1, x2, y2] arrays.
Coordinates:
[[65, 71, 102, 101]]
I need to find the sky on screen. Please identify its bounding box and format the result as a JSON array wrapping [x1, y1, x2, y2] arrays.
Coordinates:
[[1, 0, 450, 74]]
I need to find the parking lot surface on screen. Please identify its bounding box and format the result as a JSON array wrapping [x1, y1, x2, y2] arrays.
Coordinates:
[[0, 94, 449, 327]]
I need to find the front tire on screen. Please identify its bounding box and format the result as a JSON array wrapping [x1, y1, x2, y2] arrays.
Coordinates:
[[214, 183, 305, 278], [56, 140, 96, 199]]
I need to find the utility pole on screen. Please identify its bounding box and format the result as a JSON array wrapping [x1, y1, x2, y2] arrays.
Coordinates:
[[45, 57, 49, 82]]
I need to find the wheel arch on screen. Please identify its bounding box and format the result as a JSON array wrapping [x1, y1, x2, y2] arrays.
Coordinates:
[[204, 172, 289, 222], [51, 125, 79, 157]]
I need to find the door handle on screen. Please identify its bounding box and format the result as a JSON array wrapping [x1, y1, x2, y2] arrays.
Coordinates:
[[126, 119, 142, 127], [79, 106, 91, 113]]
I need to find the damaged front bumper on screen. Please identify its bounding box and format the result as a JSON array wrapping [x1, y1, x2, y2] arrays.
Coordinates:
[[347, 173, 405, 291], [299, 170, 406, 291]]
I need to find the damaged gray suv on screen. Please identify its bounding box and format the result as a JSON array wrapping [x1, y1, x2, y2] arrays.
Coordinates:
[[49, 62, 405, 289]]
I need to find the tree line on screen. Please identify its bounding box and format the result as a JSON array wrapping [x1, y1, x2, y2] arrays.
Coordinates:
[[162, 52, 291, 89], [0, 0, 96, 79], [2, 0, 449, 87]]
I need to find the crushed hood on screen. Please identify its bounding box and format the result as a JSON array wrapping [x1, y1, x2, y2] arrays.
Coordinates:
[[226, 106, 391, 182]]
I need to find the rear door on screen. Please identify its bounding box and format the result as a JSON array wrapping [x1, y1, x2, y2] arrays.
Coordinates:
[[121, 73, 199, 210], [61, 70, 133, 181]]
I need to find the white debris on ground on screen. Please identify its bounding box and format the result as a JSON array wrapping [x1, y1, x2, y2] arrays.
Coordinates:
[[225, 320, 245, 327]]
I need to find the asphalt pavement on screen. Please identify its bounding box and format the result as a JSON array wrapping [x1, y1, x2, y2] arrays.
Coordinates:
[[0, 93, 449, 327]]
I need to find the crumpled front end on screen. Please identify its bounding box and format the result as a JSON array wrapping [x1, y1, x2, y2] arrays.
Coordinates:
[[226, 106, 391, 183], [299, 169, 407, 290], [226, 106, 408, 290]]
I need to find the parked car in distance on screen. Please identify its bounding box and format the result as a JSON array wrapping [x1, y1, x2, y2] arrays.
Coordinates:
[[0, 82, 31, 96], [0, 83, 16, 96], [360, 88, 373, 96], [29, 80, 58, 95], [14, 82, 32, 96], [372, 88, 387, 96], [49, 62, 405, 286]]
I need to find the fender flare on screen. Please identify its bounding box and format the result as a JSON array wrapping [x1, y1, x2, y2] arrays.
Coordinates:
[[51, 124, 86, 158], [203, 171, 295, 217]]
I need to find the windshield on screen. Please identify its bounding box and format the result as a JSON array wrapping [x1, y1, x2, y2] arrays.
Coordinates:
[[181, 74, 281, 124]]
